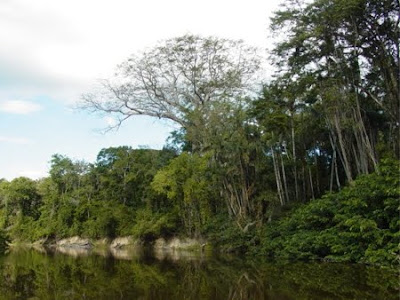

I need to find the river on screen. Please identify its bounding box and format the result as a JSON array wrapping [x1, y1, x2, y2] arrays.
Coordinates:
[[0, 247, 397, 299]]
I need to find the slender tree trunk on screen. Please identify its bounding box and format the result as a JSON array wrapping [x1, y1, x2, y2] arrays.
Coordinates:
[[302, 163, 306, 201], [351, 141, 362, 175], [328, 130, 342, 191], [308, 166, 315, 200], [354, 95, 378, 171], [222, 181, 235, 217], [329, 146, 336, 192], [333, 113, 353, 182], [271, 147, 284, 206], [239, 157, 251, 218], [291, 117, 299, 201], [280, 154, 290, 203], [314, 154, 320, 196], [223, 179, 237, 217]]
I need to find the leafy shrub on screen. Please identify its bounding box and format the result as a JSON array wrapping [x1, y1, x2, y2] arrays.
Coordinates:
[[205, 214, 260, 253], [258, 159, 400, 266], [131, 208, 180, 241]]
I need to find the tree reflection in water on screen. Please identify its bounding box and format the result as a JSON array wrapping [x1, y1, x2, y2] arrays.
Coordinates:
[[0, 248, 397, 300]]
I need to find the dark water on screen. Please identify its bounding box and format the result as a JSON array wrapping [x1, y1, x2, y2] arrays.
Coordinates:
[[0, 247, 398, 300]]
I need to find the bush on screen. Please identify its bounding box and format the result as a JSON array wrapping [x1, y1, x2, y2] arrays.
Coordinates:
[[131, 208, 180, 241], [205, 214, 260, 253], [257, 159, 400, 266]]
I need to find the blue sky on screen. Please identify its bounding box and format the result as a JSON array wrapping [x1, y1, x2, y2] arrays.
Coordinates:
[[0, 96, 175, 179], [0, 0, 280, 180]]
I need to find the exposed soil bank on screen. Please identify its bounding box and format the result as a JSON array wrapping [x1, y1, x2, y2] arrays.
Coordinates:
[[56, 236, 92, 248], [12, 236, 207, 254], [153, 237, 206, 251]]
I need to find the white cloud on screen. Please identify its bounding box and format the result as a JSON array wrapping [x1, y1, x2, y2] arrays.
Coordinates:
[[0, 0, 281, 182], [17, 169, 48, 179], [0, 136, 33, 144], [0, 0, 280, 105], [0, 100, 42, 114]]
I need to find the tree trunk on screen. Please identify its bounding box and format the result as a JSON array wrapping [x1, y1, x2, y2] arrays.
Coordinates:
[[333, 113, 353, 182], [291, 116, 299, 201], [271, 147, 284, 206], [280, 153, 290, 203]]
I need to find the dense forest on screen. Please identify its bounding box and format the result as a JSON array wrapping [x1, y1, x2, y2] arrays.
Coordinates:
[[1, 0, 399, 266]]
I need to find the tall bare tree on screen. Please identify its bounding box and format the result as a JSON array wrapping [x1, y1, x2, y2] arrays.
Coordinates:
[[81, 34, 261, 134]]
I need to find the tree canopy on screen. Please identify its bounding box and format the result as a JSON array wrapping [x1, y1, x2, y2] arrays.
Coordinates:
[[0, 0, 398, 267], [81, 34, 261, 129]]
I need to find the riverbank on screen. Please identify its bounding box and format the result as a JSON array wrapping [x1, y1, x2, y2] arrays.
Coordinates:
[[7, 236, 209, 259], [2, 160, 398, 267]]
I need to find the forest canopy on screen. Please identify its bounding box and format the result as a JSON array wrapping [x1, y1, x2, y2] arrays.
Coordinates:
[[0, 0, 398, 266]]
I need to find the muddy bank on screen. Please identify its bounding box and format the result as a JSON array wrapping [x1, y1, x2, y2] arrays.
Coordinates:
[[10, 236, 209, 261], [29, 236, 206, 252], [56, 236, 92, 248]]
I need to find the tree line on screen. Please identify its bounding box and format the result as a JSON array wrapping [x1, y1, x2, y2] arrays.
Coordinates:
[[0, 0, 398, 265]]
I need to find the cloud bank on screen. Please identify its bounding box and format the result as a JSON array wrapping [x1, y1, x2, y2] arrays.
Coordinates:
[[0, 100, 42, 114], [0, 135, 33, 144]]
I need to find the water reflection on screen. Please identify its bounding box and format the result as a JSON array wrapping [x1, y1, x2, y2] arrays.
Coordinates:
[[0, 248, 397, 300], [51, 244, 205, 262], [153, 247, 206, 262], [55, 246, 91, 258], [109, 246, 144, 260]]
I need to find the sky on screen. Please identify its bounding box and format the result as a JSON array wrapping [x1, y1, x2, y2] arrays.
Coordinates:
[[0, 0, 281, 180]]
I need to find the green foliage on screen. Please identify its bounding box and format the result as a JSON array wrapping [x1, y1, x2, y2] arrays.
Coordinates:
[[204, 214, 259, 253], [257, 159, 400, 266], [0, 148, 176, 242], [0, 145, 398, 267], [131, 208, 179, 240], [81, 202, 134, 238], [1, 0, 399, 268], [3, 177, 41, 220], [0, 177, 42, 242], [152, 152, 215, 237]]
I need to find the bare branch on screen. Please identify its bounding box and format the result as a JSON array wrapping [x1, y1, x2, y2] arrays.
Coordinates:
[[79, 34, 262, 131]]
